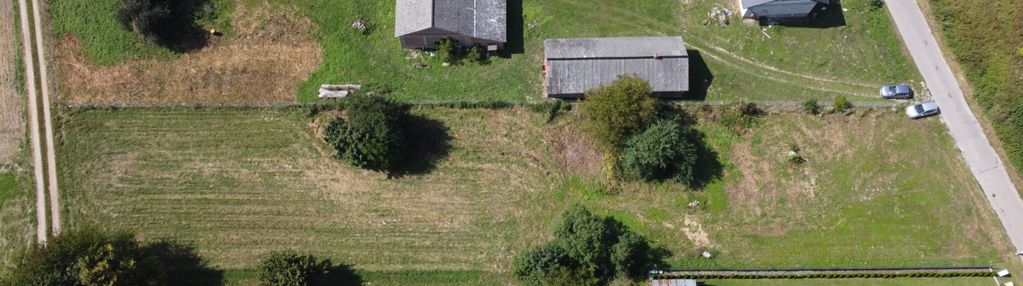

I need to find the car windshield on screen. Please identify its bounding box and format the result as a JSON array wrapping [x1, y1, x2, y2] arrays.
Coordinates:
[[888, 86, 898, 93], [915, 105, 925, 114]]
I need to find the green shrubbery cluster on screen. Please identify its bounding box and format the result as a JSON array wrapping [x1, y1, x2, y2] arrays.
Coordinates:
[[325, 95, 407, 171], [579, 76, 703, 185], [802, 99, 819, 114], [662, 270, 992, 280], [2, 228, 219, 285], [512, 205, 657, 286], [620, 120, 698, 186], [435, 38, 488, 65]]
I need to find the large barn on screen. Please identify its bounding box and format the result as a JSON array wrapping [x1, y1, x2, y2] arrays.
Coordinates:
[[543, 37, 690, 99], [394, 0, 507, 50]]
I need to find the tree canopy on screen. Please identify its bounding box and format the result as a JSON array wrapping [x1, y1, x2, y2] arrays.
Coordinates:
[[579, 75, 657, 152], [324, 95, 408, 172]]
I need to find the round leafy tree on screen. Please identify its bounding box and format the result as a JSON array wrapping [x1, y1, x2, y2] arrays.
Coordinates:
[[117, 0, 203, 48], [579, 75, 657, 152], [621, 120, 699, 186], [257, 252, 331, 286], [324, 95, 407, 171]]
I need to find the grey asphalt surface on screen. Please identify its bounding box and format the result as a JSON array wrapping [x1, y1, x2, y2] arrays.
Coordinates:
[[887, 0, 1023, 253]]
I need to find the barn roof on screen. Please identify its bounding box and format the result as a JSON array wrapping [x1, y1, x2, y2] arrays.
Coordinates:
[[395, 0, 507, 43], [544, 37, 689, 97]]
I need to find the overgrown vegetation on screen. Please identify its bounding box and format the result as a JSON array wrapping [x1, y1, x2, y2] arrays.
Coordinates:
[[930, 0, 1023, 181], [718, 99, 761, 131], [2, 228, 221, 285], [512, 205, 659, 286], [324, 95, 407, 172]]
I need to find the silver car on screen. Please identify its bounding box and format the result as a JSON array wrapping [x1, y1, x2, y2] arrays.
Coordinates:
[[881, 84, 914, 99], [905, 101, 940, 119]]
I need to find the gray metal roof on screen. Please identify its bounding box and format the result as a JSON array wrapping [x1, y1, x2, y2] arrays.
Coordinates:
[[544, 37, 689, 96], [395, 0, 507, 43], [741, 0, 828, 9]]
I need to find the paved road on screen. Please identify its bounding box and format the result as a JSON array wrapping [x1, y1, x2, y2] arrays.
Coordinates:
[[15, 0, 47, 243], [31, 0, 61, 236], [886, 0, 1023, 252]]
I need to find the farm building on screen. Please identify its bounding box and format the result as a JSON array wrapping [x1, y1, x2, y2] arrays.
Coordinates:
[[543, 36, 689, 99], [394, 0, 507, 50], [740, 0, 831, 21]]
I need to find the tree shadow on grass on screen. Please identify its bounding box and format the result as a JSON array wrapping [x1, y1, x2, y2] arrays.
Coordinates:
[[144, 240, 224, 286], [313, 264, 364, 286], [497, 0, 525, 57], [389, 114, 453, 177]]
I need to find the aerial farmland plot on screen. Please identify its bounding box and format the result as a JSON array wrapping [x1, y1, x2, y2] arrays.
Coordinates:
[[0, 0, 1014, 285]]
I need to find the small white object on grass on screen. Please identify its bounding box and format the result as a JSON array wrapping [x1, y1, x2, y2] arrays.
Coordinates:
[[998, 269, 1010, 277], [702, 251, 712, 258]]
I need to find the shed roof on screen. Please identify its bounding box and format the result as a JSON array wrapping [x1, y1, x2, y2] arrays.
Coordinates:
[[395, 0, 507, 43], [544, 37, 689, 96]]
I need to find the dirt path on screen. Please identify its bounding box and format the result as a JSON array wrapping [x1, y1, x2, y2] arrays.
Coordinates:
[[16, 0, 48, 243], [31, 0, 60, 236], [0, 0, 23, 166]]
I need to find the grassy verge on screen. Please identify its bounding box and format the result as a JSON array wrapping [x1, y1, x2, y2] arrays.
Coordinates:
[[702, 277, 996, 286], [57, 107, 1008, 283], [926, 0, 1023, 188]]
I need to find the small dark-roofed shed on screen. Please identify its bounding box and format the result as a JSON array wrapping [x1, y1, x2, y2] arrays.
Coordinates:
[[395, 0, 507, 50], [543, 36, 690, 99]]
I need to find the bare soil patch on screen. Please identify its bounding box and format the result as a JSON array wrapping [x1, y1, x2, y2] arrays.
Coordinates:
[[54, 2, 322, 106], [544, 123, 603, 176], [0, 0, 22, 165]]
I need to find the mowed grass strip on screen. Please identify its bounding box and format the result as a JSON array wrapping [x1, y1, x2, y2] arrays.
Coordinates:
[[702, 278, 996, 286], [58, 108, 555, 272]]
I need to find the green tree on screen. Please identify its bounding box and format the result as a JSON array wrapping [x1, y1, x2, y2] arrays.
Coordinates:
[[580, 75, 657, 152], [512, 243, 574, 286], [257, 252, 331, 286], [512, 205, 658, 285], [2, 228, 219, 286], [325, 95, 407, 171], [620, 120, 699, 185], [116, 0, 203, 48]]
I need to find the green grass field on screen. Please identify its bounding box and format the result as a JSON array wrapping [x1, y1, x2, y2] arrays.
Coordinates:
[[56, 107, 1010, 284], [50, 0, 914, 103]]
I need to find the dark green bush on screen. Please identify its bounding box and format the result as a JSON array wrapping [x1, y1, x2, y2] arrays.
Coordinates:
[[3, 228, 220, 286], [803, 99, 819, 114], [620, 120, 699, 186], [117, 0, 205, 49], [512, 205, 657, 286], [257, 252, 332, 286], [325, 95, 407, 171], [580, 75, 657, 151]]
